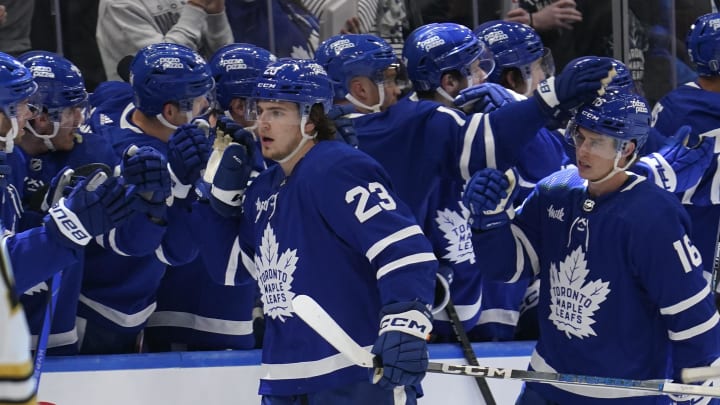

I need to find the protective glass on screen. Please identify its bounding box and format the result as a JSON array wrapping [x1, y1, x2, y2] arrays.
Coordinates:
[[567, 125, 623, 160]]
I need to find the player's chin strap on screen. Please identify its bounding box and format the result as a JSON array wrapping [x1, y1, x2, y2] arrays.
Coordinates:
[[156, 111, 194, 131], [24, 122, 59, 151], [589, 147, 638, 185], [275, 115, 317, 164], [345, 82, 385, 113], [0, 115, 19, 153], [436, 87, 456, 104]]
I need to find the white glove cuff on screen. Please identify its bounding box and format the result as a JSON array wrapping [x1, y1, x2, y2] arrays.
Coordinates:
[[638, 153, 677, 192], [537, 77, 560, 108], [49, 198, 92, 246], [379, 310, 433, 339], [210, 186, 244, 207], [167, 163, 192, 199]]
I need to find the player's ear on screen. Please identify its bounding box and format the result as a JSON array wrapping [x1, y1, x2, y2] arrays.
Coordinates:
[[622, 140, 636, 157], [161, 102, 177, 121], [440, 72, 459, 94], [304, 118, 316, 135], [349, 77, 366, 100]]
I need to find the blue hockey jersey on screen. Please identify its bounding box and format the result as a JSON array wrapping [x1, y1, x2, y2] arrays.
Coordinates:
[[652, 82, 720, 293], [190, 140, 437, 395], [78, 105, 198, 335], [474, 168, 720, 404]]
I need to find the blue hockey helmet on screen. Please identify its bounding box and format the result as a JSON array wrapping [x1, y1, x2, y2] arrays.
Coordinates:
[[19, 51, 88, 114], [315, 34, 396, 100], [686, 12, 720, 76], [403, 23, 495, 91], [475, 21, 549, 85], [569, 92, 650, 152], [130, 43, 214, 116], [0, 51, 37, 111], [251, 58, 333, 116], [210, 43, 276, 111]]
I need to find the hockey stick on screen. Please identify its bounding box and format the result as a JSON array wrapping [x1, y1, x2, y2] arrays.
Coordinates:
[[291, 294, 720, 399], [444, 297, 496, 404], [711, 216, 720, 310]]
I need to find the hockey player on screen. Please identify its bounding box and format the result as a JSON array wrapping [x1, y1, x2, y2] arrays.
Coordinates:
[[652, 12, 720, 300], [465, 91, 720, 404], [144, 43, 274, 351], [193, 58, 437, 403], [77, 43, 213, 354]]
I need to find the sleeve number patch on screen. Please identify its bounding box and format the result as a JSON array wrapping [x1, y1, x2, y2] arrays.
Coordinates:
[[345, 182, 397, 223], [673, 234, 702, 273]]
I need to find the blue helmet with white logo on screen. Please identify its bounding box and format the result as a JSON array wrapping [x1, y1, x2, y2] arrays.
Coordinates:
[[315, 34, 396, 99], [210, 43, 276, 111], [403, 23, 495, 91], [130, 43, 214, 115], [686, 12, 720, 76], [475, 21, 545, 85], [571, 92, 650, 150], [19, 51, 87, 113], [0, 51, 37, 111], [252, 58, 333, 115]]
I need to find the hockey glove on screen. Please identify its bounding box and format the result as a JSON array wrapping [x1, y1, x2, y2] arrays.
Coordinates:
[[0, 151, 9, 188], [45, 169, 133, 248], [635, 126, 714, 193], [371, 301, 432, 390], [208, 143, 254, 217], [463, 168, 519, 231], [534, 56, 615, 120], [167, 123, 211, 199], [205, 116, 256, 183], [121, 145, 171, 219], [327, 104, 359, 148], [38, 163, 113, 213], [453, 82, 517, 114]]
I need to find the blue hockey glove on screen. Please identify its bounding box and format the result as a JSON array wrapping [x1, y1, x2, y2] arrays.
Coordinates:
[[453, 83, 517, 114], [636, 126, 714, 193], [0, 151, 9, 188], [121, 145, 171, 219], [167, 123, 211, 199], [40, 163, 113, 212], [45, 170, 133, 248], [371, 301, 432, 390], [534, 56, 615, 120], [463, 168, 519, 231], [208, 143, 254, 217], [327, 104, 359, 148]]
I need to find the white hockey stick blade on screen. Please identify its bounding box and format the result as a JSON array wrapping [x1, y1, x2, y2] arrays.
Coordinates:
[[292, 295, 375, 368], [292, 295, 720, 399], [682, 366, 720, 383]]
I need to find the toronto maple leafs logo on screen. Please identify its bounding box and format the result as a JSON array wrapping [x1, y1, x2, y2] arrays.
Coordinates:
[[255, 224, 298, 322], [435, 208, 475, 264], [548, 246, 610, 339]]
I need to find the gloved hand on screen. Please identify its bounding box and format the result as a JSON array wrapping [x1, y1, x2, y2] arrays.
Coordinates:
[[205, 116, 256, 182], [635, 126, 714, 193], [0, 151, 9, 188], [463, 168, 519, 231], [371, 301, 432, 389], [167, 123, 211, 199], [453, 83, 517, 114], [534, 56, 615, 120], [327, 104, 359, 148], [40, 163, 113, 212], [208, 143, 254, 217], [121, 145, 171, 219], [45, 169, 133, 248]]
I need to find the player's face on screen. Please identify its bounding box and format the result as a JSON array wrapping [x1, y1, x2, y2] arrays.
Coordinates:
[[50, 107, 84, 151], [380, 67, 401, 109], [256, 100, 303, 161], [572, 127, 621, 181]]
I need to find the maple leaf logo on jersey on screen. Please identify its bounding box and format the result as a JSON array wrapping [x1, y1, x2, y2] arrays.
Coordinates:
[[255, 224, 298, 322], [548, 246, 610, 339], [435, 208, 476, 264]]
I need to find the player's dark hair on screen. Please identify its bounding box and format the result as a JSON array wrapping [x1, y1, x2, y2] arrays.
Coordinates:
[[309, 103, 335, 142]]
